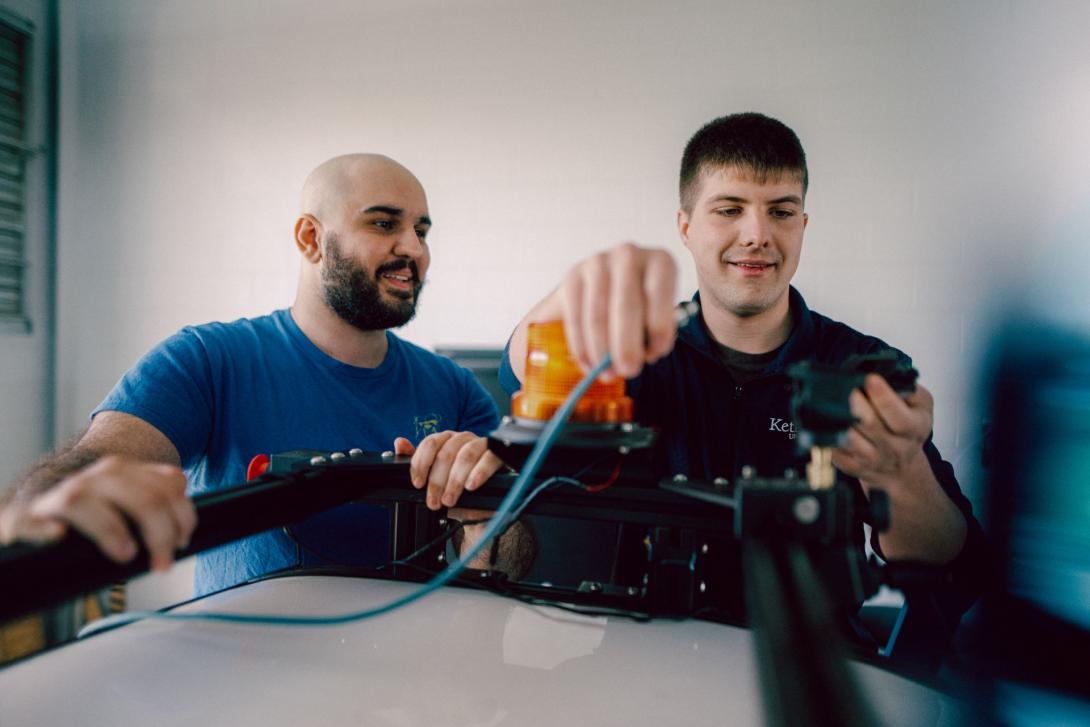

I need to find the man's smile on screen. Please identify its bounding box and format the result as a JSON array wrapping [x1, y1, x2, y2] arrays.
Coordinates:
[[726, 258, 777, 276], [376, 260, 420, 294], [381, 271, 414, 291]]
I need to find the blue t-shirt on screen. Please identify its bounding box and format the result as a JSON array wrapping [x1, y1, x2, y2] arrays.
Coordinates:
[[95, 309, 499, 595]]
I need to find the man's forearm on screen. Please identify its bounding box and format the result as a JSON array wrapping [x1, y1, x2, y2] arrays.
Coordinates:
[[0, 442, 101, 509], [872, 457, 968, 564], [2, 412, 184, 512]]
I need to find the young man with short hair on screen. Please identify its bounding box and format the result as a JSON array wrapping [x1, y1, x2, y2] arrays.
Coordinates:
[[500, 112, 986, 635]]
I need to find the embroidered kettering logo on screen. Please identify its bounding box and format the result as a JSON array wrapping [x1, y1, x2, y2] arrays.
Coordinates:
[[768, 417, 797, 440], [415, 413, 442, 439]]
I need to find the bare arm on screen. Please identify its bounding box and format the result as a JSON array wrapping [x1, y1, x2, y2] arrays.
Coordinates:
[[4, 411, 181, 499], [0, 412, 195, 571]]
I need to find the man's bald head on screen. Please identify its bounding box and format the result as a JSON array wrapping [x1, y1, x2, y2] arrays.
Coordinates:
[[293, 153, 432, 335], [300, 154, 427, 226]]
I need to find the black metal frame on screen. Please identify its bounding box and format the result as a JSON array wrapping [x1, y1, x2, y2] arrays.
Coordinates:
[[0, 452, 740, 625], [1, 448, 928, 727]]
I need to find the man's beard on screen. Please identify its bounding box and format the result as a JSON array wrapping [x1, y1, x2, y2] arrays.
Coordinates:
[[320, 233, 424, 331]]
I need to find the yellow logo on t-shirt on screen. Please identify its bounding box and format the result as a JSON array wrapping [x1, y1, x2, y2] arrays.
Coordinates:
[[415, 413, 442, 438]]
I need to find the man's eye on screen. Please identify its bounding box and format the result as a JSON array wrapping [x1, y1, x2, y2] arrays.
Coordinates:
[[771, 209, 795, 219], [373, 219, 395, 230], [415, 229, 428, 240], [716, 207, 742, 217]]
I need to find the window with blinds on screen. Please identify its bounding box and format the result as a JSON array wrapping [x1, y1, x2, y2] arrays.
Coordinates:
[[0, 18, 28, 325]]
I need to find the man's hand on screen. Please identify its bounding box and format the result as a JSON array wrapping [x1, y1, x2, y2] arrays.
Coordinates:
[[510, 243, 679, 382], [394, 433, 505, 510], [0, 456, 195, 572], [831, 374, 935, 489], [831, 374, 967, 563]]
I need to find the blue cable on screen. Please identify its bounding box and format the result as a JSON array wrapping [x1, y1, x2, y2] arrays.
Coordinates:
[[87, 355, 613, 631]]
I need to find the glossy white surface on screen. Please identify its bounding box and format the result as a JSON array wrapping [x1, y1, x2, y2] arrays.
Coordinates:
[[0, 576, 965, 726]]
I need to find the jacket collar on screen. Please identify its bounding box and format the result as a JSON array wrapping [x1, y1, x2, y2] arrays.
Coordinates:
[[676, 286, 816, 375]]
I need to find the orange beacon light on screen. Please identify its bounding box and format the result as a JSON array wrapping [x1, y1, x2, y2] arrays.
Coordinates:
[[511, 321, 634, 424], [487, 303, 699, 478]]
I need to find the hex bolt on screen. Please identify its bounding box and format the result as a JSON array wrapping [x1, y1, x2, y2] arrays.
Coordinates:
[[793, 495, 821, 524]]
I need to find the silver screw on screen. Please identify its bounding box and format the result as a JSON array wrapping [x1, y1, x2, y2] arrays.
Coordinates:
[[626, 586, 639, 596], [587, 582, 602, 593], [380, 450, 395, 459], [309, 456, 327, 466], [793, 495, 821, 524], [437, 552, 445, 563], [699, 581, 707, 593], [438, 518, 447, 527], [330, 452, 346, 461], [673, 474, 688, 482], [618, 446, 630, 455], [741, 466, 756, 479], [701, 543, 709, 555], [621, 422, 635, 433], [713, 477, 730, 488], [784, 468, 797, 479], [348, 448, 364, 457], [501, 416, 513, 425]]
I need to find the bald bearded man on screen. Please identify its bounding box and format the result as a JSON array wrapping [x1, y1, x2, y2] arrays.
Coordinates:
[[0, 154, 505, 595]]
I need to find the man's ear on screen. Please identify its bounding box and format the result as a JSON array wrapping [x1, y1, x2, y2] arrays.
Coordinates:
[[294, 214, 323, 263], [677, 208, 692, 250]]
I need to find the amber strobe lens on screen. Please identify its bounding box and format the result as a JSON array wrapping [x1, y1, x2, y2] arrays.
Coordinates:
[[512, 321, 633, 423]]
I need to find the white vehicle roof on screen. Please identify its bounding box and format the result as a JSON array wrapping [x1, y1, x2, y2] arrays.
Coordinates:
[[0, 574, 966, 726]]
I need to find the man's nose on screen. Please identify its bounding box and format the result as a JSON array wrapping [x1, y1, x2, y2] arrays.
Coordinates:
[[739, 211, 771, 247], [393, 228, 426, 258]]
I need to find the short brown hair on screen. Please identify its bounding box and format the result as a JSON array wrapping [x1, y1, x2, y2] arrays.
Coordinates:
[[679, 112, 808, 211]]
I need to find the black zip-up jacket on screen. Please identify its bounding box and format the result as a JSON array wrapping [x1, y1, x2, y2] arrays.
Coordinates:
[[500, 287, 988, 659]]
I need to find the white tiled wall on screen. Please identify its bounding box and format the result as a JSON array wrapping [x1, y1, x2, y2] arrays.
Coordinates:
[[53, 0, 1090, 516]]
